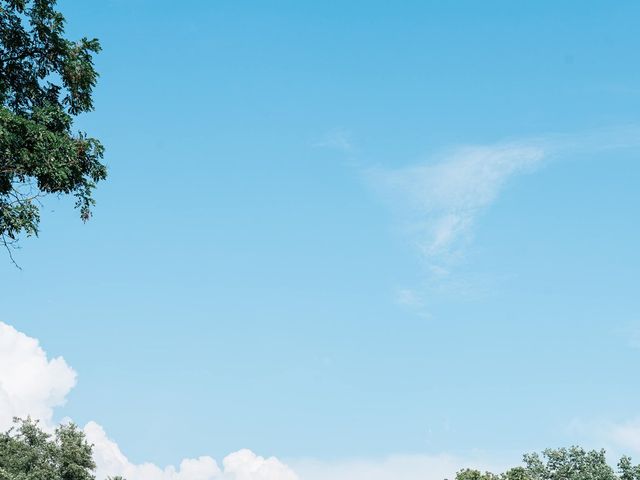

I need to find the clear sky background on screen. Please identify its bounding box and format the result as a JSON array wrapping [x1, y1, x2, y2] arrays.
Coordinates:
[[2, 0, 640, 477]]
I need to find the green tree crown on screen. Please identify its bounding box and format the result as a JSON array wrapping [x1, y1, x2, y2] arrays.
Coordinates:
[[454, 447, 640, 480], [0, 0, 105, 261], [0, 418, 97, 480]]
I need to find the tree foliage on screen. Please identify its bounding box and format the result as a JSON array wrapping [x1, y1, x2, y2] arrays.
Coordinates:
[[0, 418, 97, 480], [0, 0, 105, 261], [453, 447, 640, 480]]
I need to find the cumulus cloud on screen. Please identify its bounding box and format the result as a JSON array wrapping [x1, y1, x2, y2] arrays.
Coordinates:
[[1, 320, 511, 480], [85, 421, 223, 480], [369, 142, 546, 261], [0, 321, 76, 431], [222, 450, 298, 480], [85, 422, 298, 480], [84, 424, 502, 480], [1, 321, 301, 480]]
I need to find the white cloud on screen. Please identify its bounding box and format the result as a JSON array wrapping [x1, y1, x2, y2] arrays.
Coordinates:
[[0, 321, 76, 431], [85, 421, 223, 480], [369, 142, 545, 260], [223, 450, 298, 480], [313, 130, 355, 153], [1, 320, 512, 480], [1, 321, 301, 480], [83, 424, 504, 480], [85, 422, 299, 480], [370, 125, 640, 271]]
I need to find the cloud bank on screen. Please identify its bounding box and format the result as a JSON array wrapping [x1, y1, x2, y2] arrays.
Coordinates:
[[85, 421, 297, 480], [0, 321, 298, 480], [1, 320, 502, 480]]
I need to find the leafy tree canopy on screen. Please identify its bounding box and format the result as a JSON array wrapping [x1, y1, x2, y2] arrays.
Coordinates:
[[0, 0, 105, 261], [453, 447, 640, 480], [0, 418, 97, 480]]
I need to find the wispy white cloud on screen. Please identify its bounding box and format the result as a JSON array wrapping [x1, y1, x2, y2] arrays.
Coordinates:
[[395, 288, 425, 308], [369, 142, 546, 261], [369, 125, 640, 299], [313, 130, 355, 153]]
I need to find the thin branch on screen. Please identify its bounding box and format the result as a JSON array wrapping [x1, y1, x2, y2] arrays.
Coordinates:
[[1, 233, 21, 270]]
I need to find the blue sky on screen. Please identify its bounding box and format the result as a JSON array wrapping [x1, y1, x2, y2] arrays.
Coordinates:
[[2, 1, 640, 478]]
